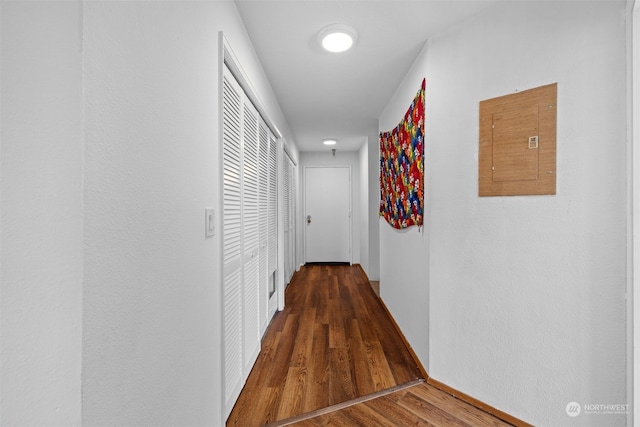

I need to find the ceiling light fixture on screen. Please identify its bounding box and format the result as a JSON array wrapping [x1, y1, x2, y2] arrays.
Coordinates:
[[317, 24, 357, 53], [323, 138, 337, 146]]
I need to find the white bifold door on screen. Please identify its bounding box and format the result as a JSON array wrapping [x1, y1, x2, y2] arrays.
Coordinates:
[[222, 64, 278, 419]]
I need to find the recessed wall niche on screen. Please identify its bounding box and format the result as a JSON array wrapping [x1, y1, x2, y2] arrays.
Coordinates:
[[478, 83, 557, 197]]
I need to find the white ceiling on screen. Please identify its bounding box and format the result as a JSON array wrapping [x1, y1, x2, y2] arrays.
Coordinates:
[[235, 0, 496, 152]]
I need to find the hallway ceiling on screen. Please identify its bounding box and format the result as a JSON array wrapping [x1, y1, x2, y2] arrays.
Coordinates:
[[235, 0, 496, 153]]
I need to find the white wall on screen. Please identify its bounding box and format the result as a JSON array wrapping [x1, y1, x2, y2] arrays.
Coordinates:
[[358, 142, 370, 275], [300, 151, 361, 265], [379, 2, 629, 426], [379, 66, 431, 371], [82, 3, 221, 424], [1, 1, 296, 425], [632, 0, 639, 423], [1, 2, 83, 425], [367, 128, 381, 281], [82, 2, 296, 425]]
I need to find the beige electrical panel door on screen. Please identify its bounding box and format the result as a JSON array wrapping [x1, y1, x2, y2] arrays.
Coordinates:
[[479, 83, 557, 197]]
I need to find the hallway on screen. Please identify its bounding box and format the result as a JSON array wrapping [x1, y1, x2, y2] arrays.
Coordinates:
[[1, 1, 634, 425], [226, 265, 512, 426]]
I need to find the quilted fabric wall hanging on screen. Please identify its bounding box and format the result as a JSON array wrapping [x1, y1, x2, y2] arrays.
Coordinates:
[[379, 78, 425, 229]]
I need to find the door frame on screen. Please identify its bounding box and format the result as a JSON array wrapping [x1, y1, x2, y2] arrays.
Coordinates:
[[303, 165, 352, 264]]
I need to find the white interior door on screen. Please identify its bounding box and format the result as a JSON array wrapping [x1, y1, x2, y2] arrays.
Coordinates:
[[304, 166, 351, 263]]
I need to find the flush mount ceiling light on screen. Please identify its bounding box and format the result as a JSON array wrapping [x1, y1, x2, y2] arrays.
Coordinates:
[[323, 138, 338, 146], [317, 24, 357, 53]]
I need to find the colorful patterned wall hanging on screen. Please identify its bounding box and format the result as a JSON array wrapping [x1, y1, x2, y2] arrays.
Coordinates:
[[379, 79, 425, 229]]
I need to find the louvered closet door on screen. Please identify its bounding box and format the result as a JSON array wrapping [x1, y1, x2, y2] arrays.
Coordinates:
[[267, 133, 278, 316], [222, 63, 278, 419], [258, 119, 269, 333], [267, 134, 278, 276], [283, 153, 290, 282], [241, 98, 261, 376], [222, 68, 244, 413]]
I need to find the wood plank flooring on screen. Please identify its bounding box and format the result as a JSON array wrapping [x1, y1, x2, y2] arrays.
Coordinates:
[[278, 381, 512, 426], [226, 264, 513, 427]]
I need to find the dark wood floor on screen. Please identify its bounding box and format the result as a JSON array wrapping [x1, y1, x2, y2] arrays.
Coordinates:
[[275, 381, 513, 426], [227, 264, 512, 427]]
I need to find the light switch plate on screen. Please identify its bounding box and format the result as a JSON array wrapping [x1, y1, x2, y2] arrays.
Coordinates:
[[205, 208, 215, 238]]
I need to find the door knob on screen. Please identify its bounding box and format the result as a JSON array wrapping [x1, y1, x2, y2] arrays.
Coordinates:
[[306, 215, 311, 224]]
